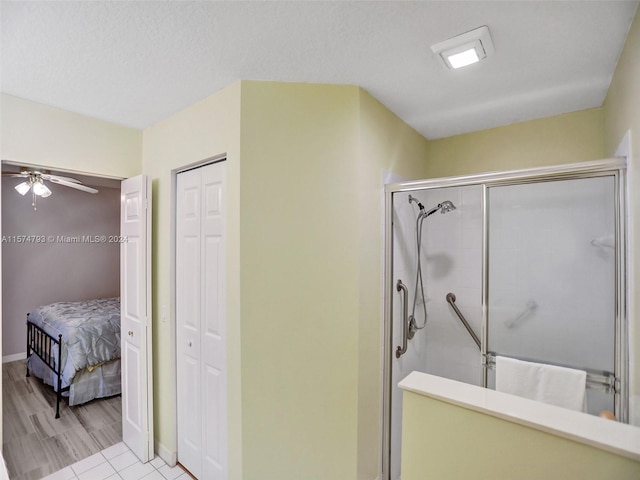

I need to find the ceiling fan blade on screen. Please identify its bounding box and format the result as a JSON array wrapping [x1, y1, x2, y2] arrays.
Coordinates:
[[1, 173, 29, 178], [42, 174, 81, 184], [51, 178, 99, 194]]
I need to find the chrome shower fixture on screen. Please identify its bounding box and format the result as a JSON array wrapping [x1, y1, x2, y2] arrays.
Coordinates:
[[439, 200, 457, 213], [408, 194, 425, 211], [423, 200, 457, 217]]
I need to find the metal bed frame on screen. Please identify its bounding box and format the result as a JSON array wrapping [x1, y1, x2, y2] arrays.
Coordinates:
[[26, 314, 70, 419]]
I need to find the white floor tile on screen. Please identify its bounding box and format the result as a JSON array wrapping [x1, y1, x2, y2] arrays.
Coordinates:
[[150, 456, 166, 469], [110, 449, 140, 472], [71, 452, 107, 475], [46, 443, 187, 480], [118, 461, 156, 480], [78, 460, 117, 480], [41, 466, 77, 480], [102, 441, 131, 460], [157, 463, 186, 480], [141, 471, 166, 480]]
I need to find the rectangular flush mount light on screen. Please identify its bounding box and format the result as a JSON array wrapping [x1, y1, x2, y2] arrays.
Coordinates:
[[431, 25, 494, 69]]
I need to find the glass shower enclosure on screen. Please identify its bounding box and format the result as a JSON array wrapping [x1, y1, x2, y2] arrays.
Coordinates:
[[382, 159, 627, 480]]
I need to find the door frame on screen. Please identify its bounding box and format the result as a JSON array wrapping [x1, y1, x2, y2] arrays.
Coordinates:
[[170, 153, 227, 465], [0, 160, 151, 452]]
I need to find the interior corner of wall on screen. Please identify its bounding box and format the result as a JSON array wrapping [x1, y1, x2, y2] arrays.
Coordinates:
[[154, 439, 177, 467], [614, 129, 632, 159]]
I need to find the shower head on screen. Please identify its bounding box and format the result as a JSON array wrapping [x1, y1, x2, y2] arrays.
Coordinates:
[[439, 200, 456, 214], [423, 200, 457, 217]]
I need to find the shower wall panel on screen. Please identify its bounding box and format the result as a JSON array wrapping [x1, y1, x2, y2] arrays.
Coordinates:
[[487, 176, 616, 414]]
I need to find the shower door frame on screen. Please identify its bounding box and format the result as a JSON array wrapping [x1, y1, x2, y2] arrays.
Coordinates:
[[381, 158, 628, 480]]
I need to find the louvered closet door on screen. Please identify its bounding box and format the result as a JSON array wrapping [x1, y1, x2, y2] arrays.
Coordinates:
[[177, 161, 227, 480]]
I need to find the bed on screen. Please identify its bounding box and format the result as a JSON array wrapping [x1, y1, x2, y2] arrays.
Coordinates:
[[25, 297, 121, 418]]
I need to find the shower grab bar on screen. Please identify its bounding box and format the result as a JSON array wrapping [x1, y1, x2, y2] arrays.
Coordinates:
[[396, 280, 409, 358], [445, 292, 481, 350], [485, 352, 617, 394]]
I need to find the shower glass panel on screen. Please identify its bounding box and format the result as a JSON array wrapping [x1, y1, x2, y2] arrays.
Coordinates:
[[390, 185, 483, 480], [384, 160, 627, 480], [486, 176, 617, 415]]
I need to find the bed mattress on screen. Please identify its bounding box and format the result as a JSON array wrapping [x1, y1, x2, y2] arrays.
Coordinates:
[[26, 297, 121, 398]]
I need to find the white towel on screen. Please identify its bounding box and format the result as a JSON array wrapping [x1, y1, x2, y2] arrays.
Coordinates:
[[495, 356, 587, 412]]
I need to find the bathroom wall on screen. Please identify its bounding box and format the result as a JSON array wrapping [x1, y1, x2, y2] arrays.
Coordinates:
[[142, 80, 432, 479], [426, 107, 604, 178], [142, 81, 242, 471], [238, 81, 431, 480], [401, 387, 640, 480], [603, 5, 640, 425]]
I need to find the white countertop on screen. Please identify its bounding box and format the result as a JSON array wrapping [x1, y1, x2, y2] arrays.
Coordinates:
[[399, 371, 640, 462]]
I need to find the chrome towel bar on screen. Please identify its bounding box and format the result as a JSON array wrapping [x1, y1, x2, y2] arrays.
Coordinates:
[[485, 352, 617, 394]]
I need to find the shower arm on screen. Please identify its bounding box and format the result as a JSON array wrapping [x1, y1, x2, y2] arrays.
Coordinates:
[[396, 280, 410, 358], [446, 293, 481, 350]]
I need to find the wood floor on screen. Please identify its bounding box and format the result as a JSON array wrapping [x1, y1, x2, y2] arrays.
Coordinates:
[[2, 360, 122, 480]]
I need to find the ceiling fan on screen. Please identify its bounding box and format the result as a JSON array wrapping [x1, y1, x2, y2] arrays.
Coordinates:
[[2, 169, 99, 210]]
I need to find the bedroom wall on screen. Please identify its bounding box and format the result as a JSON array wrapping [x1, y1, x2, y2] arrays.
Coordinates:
[[1, 178, 121, 359]]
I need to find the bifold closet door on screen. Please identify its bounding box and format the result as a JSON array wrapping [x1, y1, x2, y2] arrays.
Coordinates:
[[177, 161, 227, 479]]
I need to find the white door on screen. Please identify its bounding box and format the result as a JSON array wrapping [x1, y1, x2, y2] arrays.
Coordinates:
[[177, 161, 227, 479], [121, 175, 154, 462]]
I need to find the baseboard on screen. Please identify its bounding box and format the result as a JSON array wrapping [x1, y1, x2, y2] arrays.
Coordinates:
[[155, 440, 177, 467], [3, 352, 26, 364]]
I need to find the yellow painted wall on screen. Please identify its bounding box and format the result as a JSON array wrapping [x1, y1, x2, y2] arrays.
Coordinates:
[[237, 81, 430, 479], [603, 5, 640, 424], [141, 82, 243, 477], [356, 89, 431, 479], [1, 94, 142, 178], [401, 390, 640, 480], [239, 81, 360, 479], [426, 107, 604, 178]]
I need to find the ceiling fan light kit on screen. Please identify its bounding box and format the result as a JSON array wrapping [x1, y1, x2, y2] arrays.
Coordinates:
[[3, 168, 99, 210]]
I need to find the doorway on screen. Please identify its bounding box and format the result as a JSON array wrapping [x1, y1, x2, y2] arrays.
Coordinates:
[[0, 163, 153, 478]]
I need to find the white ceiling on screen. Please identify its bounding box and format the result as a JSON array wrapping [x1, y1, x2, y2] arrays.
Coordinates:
[[1, 1, 638, 139]]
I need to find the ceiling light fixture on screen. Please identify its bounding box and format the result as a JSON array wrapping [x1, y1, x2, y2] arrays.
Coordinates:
[[13, 174, 52, 210], [33, 179, 52, 198], [431, 25, 494, 70], [14, 181, 31, 196]]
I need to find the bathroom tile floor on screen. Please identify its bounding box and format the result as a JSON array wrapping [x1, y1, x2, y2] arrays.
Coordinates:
[[42, 442, 192, 480]]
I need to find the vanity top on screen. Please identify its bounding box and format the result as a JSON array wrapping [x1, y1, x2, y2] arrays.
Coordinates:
[[399, 371, 640, 462]]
